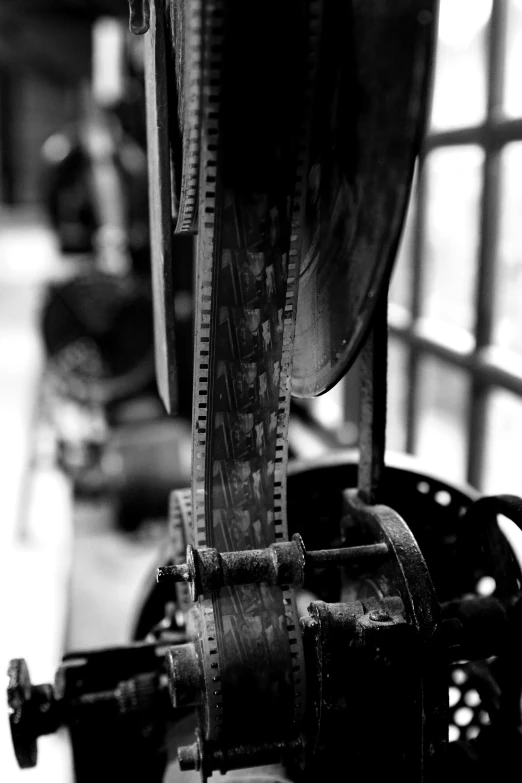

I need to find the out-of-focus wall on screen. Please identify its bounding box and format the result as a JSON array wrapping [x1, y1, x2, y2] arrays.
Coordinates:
[[0, 6, 105, 204]]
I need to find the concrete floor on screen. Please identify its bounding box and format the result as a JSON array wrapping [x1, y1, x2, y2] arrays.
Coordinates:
[[0, 206, 74, 782], [67, 498, 166, 651], [0, 207, 182, 781]]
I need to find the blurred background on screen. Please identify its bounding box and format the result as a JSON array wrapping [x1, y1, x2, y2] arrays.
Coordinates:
[[1, 0, 522, 779]]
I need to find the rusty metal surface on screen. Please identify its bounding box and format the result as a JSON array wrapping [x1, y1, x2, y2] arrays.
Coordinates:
[[292, 0, 437, 397], [302, 596, 408, 760], [342, 491, 446, 780], [158, 537, 306, 598], [157, 536, 389, 599], [14, 446, 522, 780], [135, 452, 522, 780]]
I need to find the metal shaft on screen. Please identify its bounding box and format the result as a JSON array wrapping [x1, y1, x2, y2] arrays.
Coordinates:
[[157, 538, 390, 596], [358, 290, 389, 505]]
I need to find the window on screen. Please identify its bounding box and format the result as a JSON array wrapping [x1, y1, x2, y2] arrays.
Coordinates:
[[309, 0, 522, 495]]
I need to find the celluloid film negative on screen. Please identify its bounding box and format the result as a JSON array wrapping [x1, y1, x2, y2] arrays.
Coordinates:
[[195, 184, 306, 746], [186, 0, 323, 751]]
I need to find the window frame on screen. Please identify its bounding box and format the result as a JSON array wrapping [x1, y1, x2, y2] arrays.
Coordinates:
[[389, 0, 521, 490]]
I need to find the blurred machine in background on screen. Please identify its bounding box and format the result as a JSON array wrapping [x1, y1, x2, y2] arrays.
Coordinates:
[[35, 16, 195, 529], [4, 2, 522, 783]]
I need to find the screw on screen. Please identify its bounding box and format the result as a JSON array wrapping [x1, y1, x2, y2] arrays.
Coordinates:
[[157, 563, 190, 584], [368, 609, 392, 624]]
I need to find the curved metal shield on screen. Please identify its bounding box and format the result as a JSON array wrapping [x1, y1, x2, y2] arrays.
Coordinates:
[[292, 1, 437, 398]]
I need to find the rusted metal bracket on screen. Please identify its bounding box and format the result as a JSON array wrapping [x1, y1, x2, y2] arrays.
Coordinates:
[[178, 729, 303, 779], [128, 0, 151, 35]]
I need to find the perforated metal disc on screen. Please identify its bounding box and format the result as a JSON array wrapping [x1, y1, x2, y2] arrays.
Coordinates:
[[291, 1, 437, 398]]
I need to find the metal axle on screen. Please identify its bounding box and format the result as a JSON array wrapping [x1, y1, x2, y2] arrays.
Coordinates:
[[156, 534, 390, 599]]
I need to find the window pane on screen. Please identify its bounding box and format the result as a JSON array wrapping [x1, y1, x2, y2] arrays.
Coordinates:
[[423, 146, 483, 333], [484, 389, 522, 494], [389, 178, 417, 312], [387, 339, 408, 454], [430, 0, 491, 131], [494, 143, 522, 353], [416, 357, 469, 484], [504, 0, 522, 118]]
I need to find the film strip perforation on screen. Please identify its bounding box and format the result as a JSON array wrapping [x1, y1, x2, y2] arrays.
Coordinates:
[[200, 599, 224, 735], [176, 0, 203, 233], [276, 0, 324, 729], [168, 489, 193, 612], [191, 0, 224, 537], [190, 0, 227, 734]]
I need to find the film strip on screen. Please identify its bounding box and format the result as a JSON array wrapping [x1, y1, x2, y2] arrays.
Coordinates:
[[183, 0, 323, 753], [172, 0, 202, 234]]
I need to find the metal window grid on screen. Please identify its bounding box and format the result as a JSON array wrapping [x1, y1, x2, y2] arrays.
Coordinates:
[[389, 0, 520, 490]]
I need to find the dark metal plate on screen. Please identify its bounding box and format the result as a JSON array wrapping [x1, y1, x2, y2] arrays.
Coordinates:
[[292, 0, 437, 398], [144, 0, 177, 412]]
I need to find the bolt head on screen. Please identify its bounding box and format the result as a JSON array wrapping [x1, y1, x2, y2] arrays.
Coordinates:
[[7, 659, 38, 769], [368, 609, 392, 624]]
